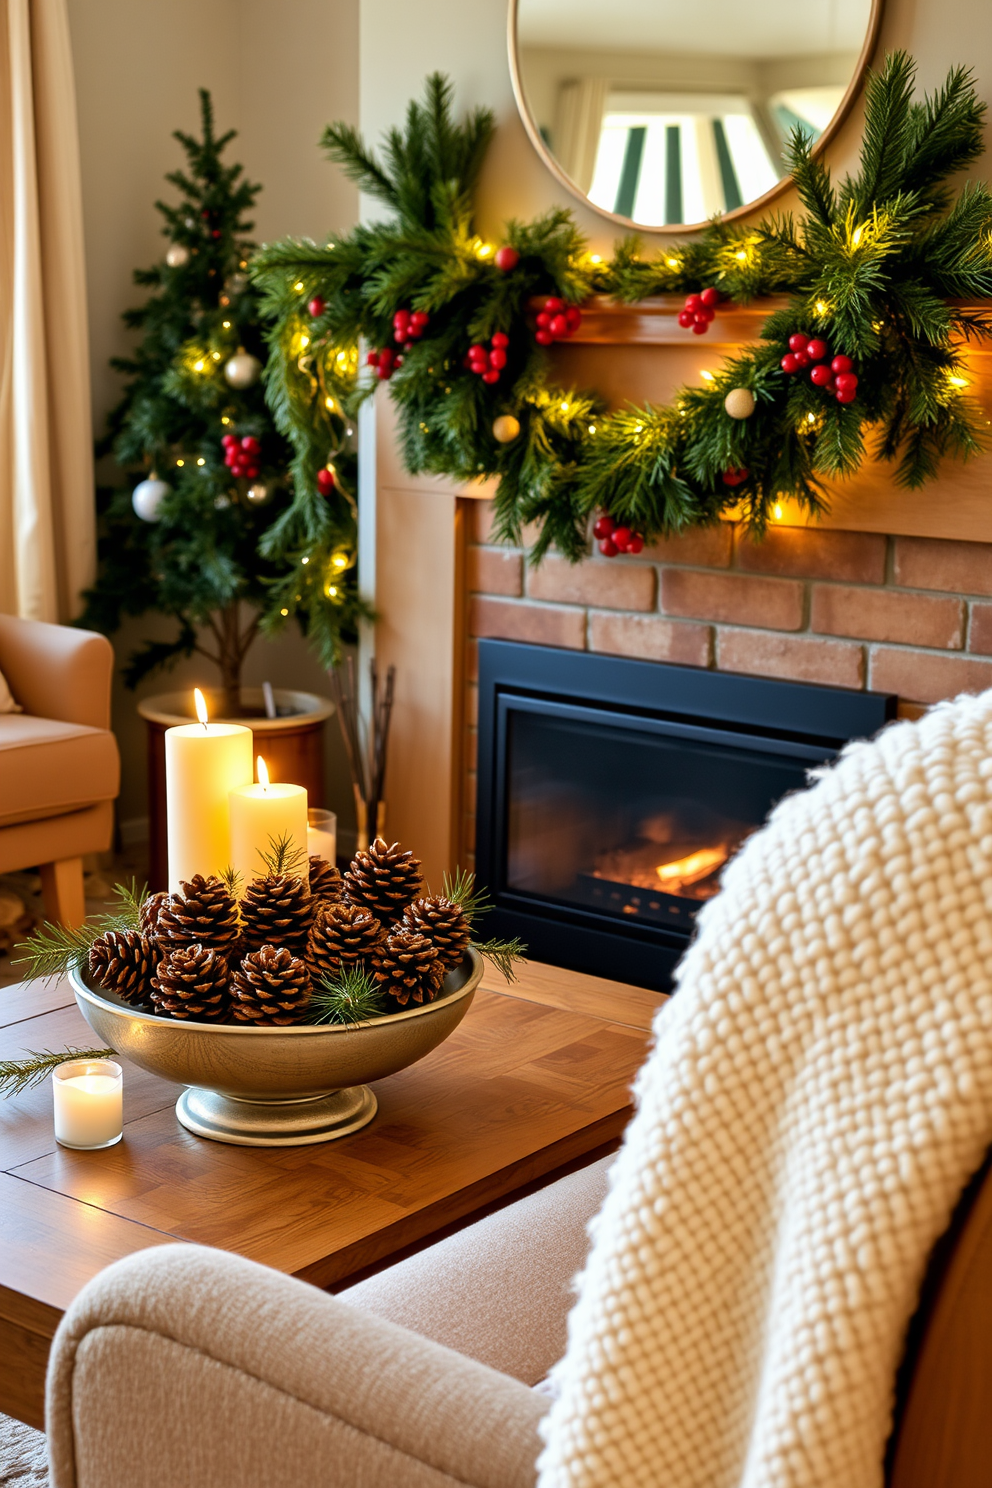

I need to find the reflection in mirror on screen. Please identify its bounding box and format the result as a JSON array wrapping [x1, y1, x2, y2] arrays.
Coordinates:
[[513, 0, 877, 228]]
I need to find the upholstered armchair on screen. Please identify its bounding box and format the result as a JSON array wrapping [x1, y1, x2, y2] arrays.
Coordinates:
[[0, 615, 119, 926]]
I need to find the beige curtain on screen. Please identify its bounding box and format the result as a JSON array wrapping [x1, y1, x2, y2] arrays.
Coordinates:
[[0, 0, 94, 621], [554, 78, 609, 195]]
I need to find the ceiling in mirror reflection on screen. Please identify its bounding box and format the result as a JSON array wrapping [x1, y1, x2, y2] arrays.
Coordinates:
[[514, 0, 875, 228]]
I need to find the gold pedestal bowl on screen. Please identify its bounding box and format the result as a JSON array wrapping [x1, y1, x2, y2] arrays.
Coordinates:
[[68, 949, 483, 1147]]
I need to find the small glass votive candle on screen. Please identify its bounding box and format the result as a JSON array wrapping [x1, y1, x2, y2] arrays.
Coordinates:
[[52, 1059, 123, 1150], [307, 807, 337, 866]]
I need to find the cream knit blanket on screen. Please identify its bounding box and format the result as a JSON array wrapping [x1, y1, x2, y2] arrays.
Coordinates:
[[538, 692, 992, 1488]]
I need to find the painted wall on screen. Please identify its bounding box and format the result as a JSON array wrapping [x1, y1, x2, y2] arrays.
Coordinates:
[[67, 0, 360, 841]]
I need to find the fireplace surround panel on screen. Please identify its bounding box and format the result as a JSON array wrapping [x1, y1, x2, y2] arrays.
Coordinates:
[[476, 640, 896, 992]]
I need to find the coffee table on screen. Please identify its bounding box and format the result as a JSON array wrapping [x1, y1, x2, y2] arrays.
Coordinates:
[[0, 960, 662, 1428]]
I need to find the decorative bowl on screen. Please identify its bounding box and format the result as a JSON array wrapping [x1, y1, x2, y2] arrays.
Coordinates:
[[68, 949, 483, 1147]]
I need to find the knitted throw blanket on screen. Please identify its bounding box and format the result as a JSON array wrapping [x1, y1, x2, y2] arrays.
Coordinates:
[[538, 693, 992, 1488]]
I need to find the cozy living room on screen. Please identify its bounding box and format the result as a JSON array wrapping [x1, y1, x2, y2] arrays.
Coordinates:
[[2, 0, 992, 1484]]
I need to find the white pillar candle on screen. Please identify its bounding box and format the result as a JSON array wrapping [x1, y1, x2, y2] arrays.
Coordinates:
[[307, 808, 337, 866], [229, 755, 308, 886], [53, 1059, 123, 1150], [165, 689, 253, 891]]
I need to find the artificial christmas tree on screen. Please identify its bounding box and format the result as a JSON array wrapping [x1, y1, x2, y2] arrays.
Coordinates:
[[80, 90, 361, 713]]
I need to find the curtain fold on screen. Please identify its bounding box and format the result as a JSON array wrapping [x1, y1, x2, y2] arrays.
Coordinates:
[[554, 77, 608, 196], [0, 0, 94, 621]]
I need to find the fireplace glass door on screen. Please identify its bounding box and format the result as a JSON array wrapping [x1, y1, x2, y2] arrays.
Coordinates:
[[501, 698, 825, 935]]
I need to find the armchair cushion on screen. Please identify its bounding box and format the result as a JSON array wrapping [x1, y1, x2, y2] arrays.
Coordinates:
[[0, 664, 21, 713], [47, 1244, 547, 1488], [0, 616, 113, 731], [0, 715, 119, 827]]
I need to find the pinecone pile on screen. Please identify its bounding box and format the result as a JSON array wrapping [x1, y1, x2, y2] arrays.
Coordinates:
[[86, 836, 474, 1027]]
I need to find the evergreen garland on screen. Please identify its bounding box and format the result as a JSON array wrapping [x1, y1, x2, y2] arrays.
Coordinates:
[[253, 57, 992, 560]]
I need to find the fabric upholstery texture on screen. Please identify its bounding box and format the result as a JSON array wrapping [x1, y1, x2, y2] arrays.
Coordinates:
[[0, 717, 118, 826], [0, 666, 21, 713], [0, 802, 112, 877], [0, 617, 113, 731], [47, 1244, 547, 1488], [537, 691, 992, 1488], [340, 1154, 612, 1384]]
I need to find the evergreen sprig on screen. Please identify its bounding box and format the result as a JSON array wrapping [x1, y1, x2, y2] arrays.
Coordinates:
[[472, 937, 527, 983], [259, 832, 308, 880], [13, 880, 148, 984], [309, 964, 387, 1025], [254, 56, 992, 552], [0, 1049, 117, 1101]]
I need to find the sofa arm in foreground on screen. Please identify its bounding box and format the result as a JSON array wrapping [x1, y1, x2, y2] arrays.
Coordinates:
[[46, 1244, 547, 1488]]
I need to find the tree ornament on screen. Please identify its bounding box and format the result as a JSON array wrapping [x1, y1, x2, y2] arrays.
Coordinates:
[[166, 243, 190, 269], [372, 929, 443, 1007], [223, 433, 261, 480], [131, 476, 172, 522], [308, 295, 326, 318], [88, 930, 156, 1006], [226, 272, 248, 295], [344, 836, 423, 923], [495, 245, 519, 271], [722, 466, 749, 487], [246, 482, 270, 504], [151, 944, 230, 1021], [316, 466, 336, 494], [223, 349, 262, 388], [492, 414, 520, 443], [231, 946, 312, 1025], [724, 388, 755, 420]]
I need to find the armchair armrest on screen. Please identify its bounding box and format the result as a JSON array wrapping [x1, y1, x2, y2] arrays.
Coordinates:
[[47, 1244, 547, 1488], [0, 615, 113, 730]]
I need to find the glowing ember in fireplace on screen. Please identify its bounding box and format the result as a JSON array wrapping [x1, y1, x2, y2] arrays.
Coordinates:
[[655, 845, 728, 891]]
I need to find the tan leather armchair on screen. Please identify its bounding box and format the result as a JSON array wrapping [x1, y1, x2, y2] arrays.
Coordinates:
[[0, 615, 120, 926]]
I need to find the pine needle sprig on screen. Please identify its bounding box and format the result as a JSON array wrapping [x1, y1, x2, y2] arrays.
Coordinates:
[[471, 937, 527, 983], [12, 878, 149, 983], [0, 1048, 116, 1100], [259, 831, 308, 880], [441, 867, 492, 927], [309, 964, 387, 1025]]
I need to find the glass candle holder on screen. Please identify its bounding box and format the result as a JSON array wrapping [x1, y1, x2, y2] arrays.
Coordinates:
[[307, 807, 337, 866], [52, 1059, 123, 1150]]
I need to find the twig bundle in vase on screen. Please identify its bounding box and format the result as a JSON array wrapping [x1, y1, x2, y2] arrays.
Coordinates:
[[328, 658, 395, 851]]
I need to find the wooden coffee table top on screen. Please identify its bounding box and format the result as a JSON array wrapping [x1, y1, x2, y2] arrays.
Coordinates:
[[0, 960, 663, 1428]]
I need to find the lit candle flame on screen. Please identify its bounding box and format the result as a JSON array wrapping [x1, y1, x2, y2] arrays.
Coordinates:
[[257, 755, 270, 790], [194, 688, 209, 729]]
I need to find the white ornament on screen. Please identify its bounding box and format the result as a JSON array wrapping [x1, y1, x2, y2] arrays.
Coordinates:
[[224, 350, 262, 389], [166, 243, 190, 269], [724, 387, 756, 420], [214, 494, 231, 510], [131, 477, 171, 522], [246, 482, 271, 505]]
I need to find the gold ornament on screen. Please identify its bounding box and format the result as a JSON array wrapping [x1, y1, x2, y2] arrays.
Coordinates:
[[166, 243, 190, 269], [492, 414, 521, 444], [224, 348, 262, 389], [246, 482, 271, 505], [724, 387, 756, 420]]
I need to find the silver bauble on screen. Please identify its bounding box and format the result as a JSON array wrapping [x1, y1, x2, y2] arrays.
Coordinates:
[[166, 243, 190, 269], [246, 482, 271, 505], [131, 477, 172, 522], [224, 350, 262, 389]]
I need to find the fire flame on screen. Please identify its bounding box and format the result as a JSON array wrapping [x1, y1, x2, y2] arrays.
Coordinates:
[[656, 846, 727, 891], [257, 755, 270, 790], [194, 688, 209, 727]]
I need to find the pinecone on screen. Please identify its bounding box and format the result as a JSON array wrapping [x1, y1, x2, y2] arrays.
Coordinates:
[[307, 902, 384, 983], [231, 946, 312, 1025], [343, 837, 423, 923], [309, 856, 344, 909], [240, 873, 313, 956], [403, 896, 471, 972], [88, 930, 156, 1006], [371, 929, 443, 1008], [150, 943, 230, 1021], [155, 875, 240, 957], [139, 891, 171, 941]]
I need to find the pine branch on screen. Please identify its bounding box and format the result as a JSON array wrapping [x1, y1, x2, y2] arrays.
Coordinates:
[[0, 1049, 117, 1100], [441, 868, 492, 927], [258, 831, 308, 879], [471, 937, 527, 983], [309, 965, 387, 1025]]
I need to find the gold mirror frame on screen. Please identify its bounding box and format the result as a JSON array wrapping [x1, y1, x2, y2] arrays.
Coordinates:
[[507, 0, 885, 235]]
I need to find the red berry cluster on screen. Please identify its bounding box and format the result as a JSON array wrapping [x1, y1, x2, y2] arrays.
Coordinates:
[[535, 297, 582, 347], [466, 332, 510, 385], [392, 307, 430, 350], [366, 347, 397, 380], [593, 513, 644, 557], [222, 434, 260, 479], [780, 334, 859, 404], [678, 287, 721, 335]]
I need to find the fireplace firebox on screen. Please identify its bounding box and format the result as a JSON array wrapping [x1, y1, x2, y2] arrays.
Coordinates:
[[475, 641, 896, 993]]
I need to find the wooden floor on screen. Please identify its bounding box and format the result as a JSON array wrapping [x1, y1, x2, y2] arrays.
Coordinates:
[[0, 958, 665, 1428]]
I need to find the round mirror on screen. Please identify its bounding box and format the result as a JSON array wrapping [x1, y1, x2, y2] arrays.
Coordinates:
[[509, 0, 883, 232]]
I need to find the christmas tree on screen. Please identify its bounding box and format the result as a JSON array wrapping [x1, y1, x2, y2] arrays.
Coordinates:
[[81, 90, 360, 717]]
